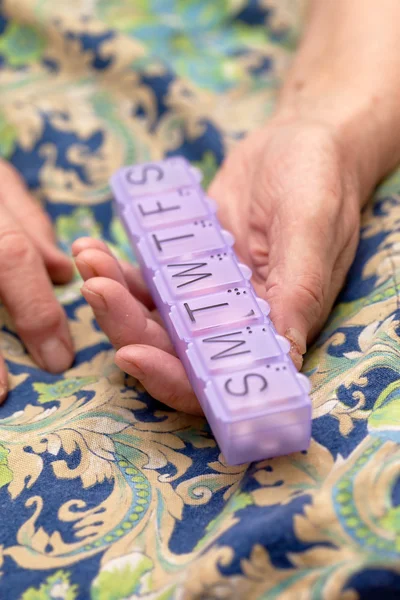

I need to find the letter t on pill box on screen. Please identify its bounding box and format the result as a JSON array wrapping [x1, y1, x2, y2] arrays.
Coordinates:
[[110, 157, 312, 465]]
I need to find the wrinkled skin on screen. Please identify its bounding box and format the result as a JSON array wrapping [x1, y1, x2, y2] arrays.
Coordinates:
[[72, 117, 361, 415], [0, 159, 74, 402]]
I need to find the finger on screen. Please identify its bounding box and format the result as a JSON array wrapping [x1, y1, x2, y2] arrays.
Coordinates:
[[75, 248, 128, 288], [81, 277, 173, 353], [75, 248, 157, 321], [118, 260, 154, 309], [208, 141, 254, 268], [265, 225, 342, 369], [71, 236, 110, 257], [0, 205, 74, 373], [115, 344, 201, 415], [0, 353, 9, 404], [0, 161, 73, 284], [72, 237, 154, 309]]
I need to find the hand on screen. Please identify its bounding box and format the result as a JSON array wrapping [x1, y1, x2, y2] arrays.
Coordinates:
[[73, 114, 368, 415], [72, 237, 201, 414], [208, 117, 362, 364], [0, 160, 74, 403]]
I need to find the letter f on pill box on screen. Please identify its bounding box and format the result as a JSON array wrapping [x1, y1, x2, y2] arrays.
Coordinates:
[[110, 157, 312, 465]]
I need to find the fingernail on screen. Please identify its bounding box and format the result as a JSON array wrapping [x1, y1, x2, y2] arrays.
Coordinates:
[[81, 286, 107, 312], [284, 328, 306, 371], [284, 328, 306, 355], [71, 239, 91, 257], [115, 348, 145, 379], [75, 257, 97, 280], [38, 338, 73, 373], [290, 350, 304, 371]]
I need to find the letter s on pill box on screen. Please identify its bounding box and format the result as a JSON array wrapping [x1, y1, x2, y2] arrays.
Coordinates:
[[110, 156, 312, 465]]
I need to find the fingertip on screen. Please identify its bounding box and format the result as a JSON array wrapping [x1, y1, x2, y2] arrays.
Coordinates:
[[115, 346, 145, 378], [37, 338, 74, 374], [115, 345, 202, 415], [74, 248, 127, 288], [0, 357, 9, 404], [72, 237, 109, 257], [81, 276, 148, 332], [44, 247, 75, 284], [75, 254, 98, 281], [71, 237, 93, 256], [50, 263, 74, 285], [82, 275, 121, 298], [289, 348, 304, 371], [81, 282, 108, 313], [284, 327, 306, 354], [0, 383, 8, 404], [274, 324, 306, 370], [266, 288, 308, 369]]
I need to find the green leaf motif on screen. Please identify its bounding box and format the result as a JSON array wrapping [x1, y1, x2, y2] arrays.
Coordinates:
[[109, 217, 136, 263], [369, 380, 400, 436], [0, 443, 12, 489], [91, 556, 152, 600], [0, 23, 45, 67], [0, 111, 18, 159], [55, 207, 102, 249], [193, 151, 219, 190], [0, 463, 12, 489], [21, 570, 78, 600], [33, 377, 98, 404]]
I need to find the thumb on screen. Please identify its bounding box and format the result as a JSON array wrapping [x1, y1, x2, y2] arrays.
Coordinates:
[[264, 231, 332, 370]]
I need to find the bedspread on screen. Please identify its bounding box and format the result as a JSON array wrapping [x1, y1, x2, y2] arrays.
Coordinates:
[[0, 1, 400, 598]]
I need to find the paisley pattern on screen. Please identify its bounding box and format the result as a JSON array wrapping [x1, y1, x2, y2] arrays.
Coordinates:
[[1, 1, 400, 598]]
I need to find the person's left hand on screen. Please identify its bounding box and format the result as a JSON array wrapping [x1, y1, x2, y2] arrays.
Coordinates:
[[72, 113, 369, 415]]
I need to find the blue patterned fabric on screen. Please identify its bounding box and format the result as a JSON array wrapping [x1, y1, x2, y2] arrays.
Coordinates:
[[1, 1, 400, 598]]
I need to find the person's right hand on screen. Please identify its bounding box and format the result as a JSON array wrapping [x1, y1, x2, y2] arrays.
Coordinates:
[[0, 159, 74, 403]]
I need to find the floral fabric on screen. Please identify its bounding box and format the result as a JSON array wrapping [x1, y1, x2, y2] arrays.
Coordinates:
[[0, 1, 400, 598]]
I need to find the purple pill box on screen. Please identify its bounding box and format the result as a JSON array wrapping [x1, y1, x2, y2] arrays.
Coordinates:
[[110, 157, 312, 465]]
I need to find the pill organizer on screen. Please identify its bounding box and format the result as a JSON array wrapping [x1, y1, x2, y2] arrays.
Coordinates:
[[110, 156, 312, 465]]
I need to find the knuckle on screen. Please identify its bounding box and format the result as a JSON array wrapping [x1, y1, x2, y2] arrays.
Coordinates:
[[111, 329, 127, 350], [267, 268, 325, 327], [163, 389, 184, 410], [15, 300, 63, 338], [0, 229, 35, 268], [293, 273, 325, 319]]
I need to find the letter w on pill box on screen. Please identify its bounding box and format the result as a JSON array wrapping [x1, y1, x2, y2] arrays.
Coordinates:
[[110, 157, 312, 465]]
